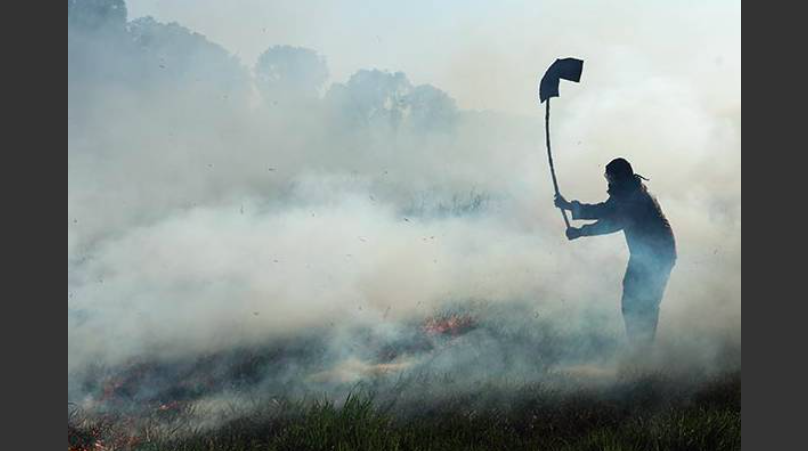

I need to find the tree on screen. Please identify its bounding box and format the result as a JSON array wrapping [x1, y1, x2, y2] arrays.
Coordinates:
[[326, 70, 412, 129], [326, 70, 458, 132], [128, 17, 250, 99], [68, 0, 127, 32], [255, 46, 329, 104], [406, 84, 459, 133]]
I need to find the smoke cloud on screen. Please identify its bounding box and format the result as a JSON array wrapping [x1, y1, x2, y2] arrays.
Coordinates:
[[68, 0, 741, 414]]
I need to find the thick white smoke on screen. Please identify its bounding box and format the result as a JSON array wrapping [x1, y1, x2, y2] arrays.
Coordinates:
[[68, 0, 740, 408]]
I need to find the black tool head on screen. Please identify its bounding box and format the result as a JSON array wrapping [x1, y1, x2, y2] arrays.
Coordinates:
[[540, 58, 584, 103]]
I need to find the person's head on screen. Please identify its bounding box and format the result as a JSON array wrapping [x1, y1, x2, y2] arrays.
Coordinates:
[[605, 158, 635, 185]]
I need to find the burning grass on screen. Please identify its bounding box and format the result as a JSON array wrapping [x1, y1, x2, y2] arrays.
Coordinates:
[[69, 306, 740, 450]]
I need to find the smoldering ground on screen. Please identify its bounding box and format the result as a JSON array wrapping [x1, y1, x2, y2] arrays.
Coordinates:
[[68, 0, 741, 427]]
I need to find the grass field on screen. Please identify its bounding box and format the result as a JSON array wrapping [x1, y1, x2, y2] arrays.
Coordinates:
[[68, 369, 740, 451]]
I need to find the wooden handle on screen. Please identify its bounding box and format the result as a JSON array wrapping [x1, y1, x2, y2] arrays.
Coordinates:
[[545, 100, 572, 229]]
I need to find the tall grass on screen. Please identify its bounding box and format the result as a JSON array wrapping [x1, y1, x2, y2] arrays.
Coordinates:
[[69, 372, 741, 451]]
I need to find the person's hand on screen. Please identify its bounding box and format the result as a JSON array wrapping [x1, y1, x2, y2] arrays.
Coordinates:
[[566, 227, 584, 241], [555, 194, 573, 210]]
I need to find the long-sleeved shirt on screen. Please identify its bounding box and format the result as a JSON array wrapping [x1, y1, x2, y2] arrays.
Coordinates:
[[571, 183, 677, 263]]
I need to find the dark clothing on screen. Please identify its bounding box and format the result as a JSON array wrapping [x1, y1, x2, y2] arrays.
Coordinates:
[[571, 180, 677, 263], [621, 256, 674, 344], [571, 179, 677, 345]]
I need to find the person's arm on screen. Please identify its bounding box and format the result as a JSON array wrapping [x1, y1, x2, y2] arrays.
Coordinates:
[[580, 219, 623, 236], [562, 196, 624, 240], [570, 198, 618, 221]]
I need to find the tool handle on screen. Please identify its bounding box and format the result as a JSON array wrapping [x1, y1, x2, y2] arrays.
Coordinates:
[[545, 100, 572, 229]]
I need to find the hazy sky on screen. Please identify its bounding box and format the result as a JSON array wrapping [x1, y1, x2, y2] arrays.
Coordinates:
[[127, 0, 741, 114]]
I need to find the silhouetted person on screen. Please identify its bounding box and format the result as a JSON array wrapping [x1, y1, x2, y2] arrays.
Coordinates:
[[555, 158, 676, 346]]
